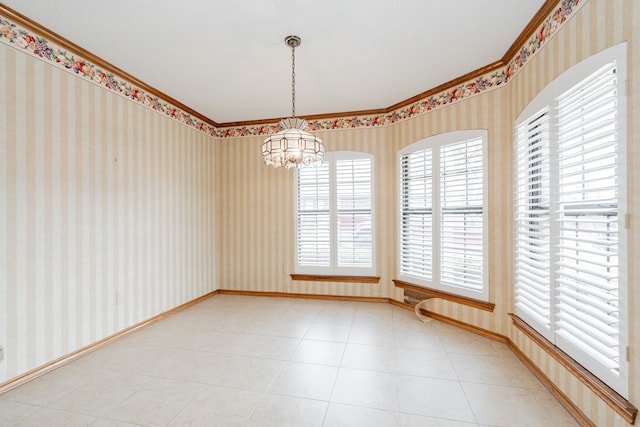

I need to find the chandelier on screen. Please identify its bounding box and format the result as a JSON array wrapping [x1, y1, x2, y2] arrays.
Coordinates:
[[262, 35, 326, 168]]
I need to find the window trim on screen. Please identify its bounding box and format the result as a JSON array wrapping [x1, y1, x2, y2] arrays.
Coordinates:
[[398, 129, 489, 302], [514, 42, 628, 398], [294, 151, 375, 276]]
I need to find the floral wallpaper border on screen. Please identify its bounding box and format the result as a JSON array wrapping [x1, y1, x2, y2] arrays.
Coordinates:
[[0, 15, 218, 137], [0, 0, 582, 139]]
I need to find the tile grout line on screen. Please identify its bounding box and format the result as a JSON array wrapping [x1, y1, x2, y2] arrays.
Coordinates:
[[321, 302, 358, 426]]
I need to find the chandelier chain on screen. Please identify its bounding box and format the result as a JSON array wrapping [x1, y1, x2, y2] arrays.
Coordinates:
[[291, 43, 296, 118]]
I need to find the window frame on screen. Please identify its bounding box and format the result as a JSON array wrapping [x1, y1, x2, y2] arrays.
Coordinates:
[[398, 130, 489, 302], [514, 42, 628, 397], [294, 151, 375, 277]]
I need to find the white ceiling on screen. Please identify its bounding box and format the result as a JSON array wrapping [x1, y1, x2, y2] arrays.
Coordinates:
[[4, 0, 546, 124]]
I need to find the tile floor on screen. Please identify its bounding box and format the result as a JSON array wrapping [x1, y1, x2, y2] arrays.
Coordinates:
[[0, 294, 579, 426]]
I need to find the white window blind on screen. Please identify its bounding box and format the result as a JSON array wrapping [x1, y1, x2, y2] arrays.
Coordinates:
[[297, 162, 330, 267], [399, 130, 487, 300], [555, 62, 622, 376], [336, 158, 373, 268], [400, 149, 433, 280], [440, 138, 484, 291], [515, 108, 552, 336], [296, 152, 374, 275], [514, 43, 627, 396]]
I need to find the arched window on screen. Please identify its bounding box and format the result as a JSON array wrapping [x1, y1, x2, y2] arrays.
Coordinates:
[[514, 43, 628, 396]]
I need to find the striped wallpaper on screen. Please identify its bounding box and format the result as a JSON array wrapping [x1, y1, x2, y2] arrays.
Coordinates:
[[217, 126, 392, 298], [0, 43, 220, 383], [1, 0, 638, 425], [218, 0, 638, 424]]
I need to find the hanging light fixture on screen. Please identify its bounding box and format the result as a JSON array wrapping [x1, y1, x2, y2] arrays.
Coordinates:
[[262, 35, 326, 168]]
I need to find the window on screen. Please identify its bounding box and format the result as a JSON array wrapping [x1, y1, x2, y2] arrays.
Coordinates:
[[515, 43, 627, 396], [295, 151, 374, 275], [399, 130, 488, 301]]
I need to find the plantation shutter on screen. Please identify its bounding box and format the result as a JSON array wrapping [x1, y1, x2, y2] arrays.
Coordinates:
[[514, 109, 552, 335], [400, 149, 433, 280], [554, 62, 622, 376], [336, 157, 373, 268], [439, 138, 484, 291], [296, 162, 330, 267]]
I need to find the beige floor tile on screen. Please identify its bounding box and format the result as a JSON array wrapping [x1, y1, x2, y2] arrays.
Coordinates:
[[199, 330, 300, 360], [304, 322, 351, 342], [398, 375, 476, 423], [462, 382, 579, 427], [14, 407, 96, 426], [354, 302, 395, 321], [349, 321, 396, 347], [104, 377, 207, 426], [0, 400, 41, 425], [241, 318, 312, 338], [162, 350, 230, 384], [245, 394, 328, 427], [331, 368, 399, 411], [396, 348, 457, 380], [324, 403, 400, 427], [90, 419, 142, 427], [0, 364, 90, 406], [268, 362, 338, 400], [76, 343, 192, 377], [314, 305, 357, 325], [342, 343, 397, 373], [394, 325, 445, 352], [449, 353, 535, 388], [205, 354, 284, 391], [291, 339, 346, 366], [48, 370, 153, 417], [168, 384, 262, 427], [399, 413, 479, 426]]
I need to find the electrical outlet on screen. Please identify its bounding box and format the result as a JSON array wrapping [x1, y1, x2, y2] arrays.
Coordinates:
[[115, 292, 123, 306], [0, 346, 4, 362]]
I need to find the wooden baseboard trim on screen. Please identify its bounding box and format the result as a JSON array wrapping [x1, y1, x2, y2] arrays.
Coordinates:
[[217, 289, 388, 303], [506, 340, 596, 427], [0, 290, 219, 396], [390, 300, 506, 343], [393, 279, 495, 312], [509, 314, 637, 424]]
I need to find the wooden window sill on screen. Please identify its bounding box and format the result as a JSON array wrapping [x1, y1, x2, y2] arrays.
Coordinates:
[[291, 274, 380, 283], [393, 279, 495, 312]]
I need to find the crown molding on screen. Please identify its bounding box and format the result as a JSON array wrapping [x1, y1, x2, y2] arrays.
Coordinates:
[[0, 0, 585, 138]]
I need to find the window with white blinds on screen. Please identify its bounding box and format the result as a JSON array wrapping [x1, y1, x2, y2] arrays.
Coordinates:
[[515, 108, 552, 337], [440, 139, 484, 292], [296, 151, 374, 275], [399, 130, 488, 301], [514, 43, 627, 397], [400, 149, 433, 280]]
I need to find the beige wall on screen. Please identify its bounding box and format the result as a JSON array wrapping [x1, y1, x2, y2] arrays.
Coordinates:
[[218, 0, 638, 424], [218, 126, 393, 298], [0, 43, 220, 383]]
